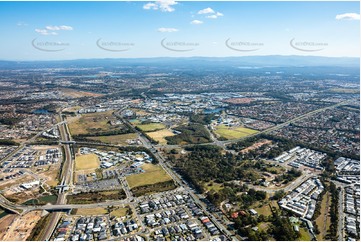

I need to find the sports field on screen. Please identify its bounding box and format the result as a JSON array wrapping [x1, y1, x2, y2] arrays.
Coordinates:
[[214, 125, 258, 140], [75, 154, 100, 171], [126, 163, 172, 188]]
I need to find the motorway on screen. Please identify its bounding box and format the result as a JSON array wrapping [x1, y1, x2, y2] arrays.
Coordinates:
[[40, 114, 74, 241]]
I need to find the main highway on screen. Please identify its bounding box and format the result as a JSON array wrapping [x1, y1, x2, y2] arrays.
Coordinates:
[[40, 113, 74, 241]]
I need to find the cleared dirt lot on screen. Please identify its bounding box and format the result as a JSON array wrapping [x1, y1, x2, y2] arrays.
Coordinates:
[[0, 214, 17, 240], [0, 210, 42, 241]]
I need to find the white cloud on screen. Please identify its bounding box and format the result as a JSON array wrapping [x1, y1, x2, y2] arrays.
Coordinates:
[[191, 20, 203, 25], [157, 27, 179, 32], [143, 2, 158, 10], [35, 29, 58, 35], [143, 0, 178, 12], [198, 7, 214, 14], [45, 25, 73, 31], [35, 25, 73, 35], [335, 13, 360, 20], [206, 12, 223, 19]]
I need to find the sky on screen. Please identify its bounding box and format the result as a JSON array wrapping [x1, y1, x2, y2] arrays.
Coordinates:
[[0, 1, 359, 60]]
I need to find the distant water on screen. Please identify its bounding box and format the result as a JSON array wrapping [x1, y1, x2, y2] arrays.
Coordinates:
[[33, 109, 50, 114], [204, 108, 223, 114]]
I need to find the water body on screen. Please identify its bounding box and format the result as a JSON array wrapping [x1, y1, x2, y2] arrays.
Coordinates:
[[33, 109, 50, 114], [203, 108, 224, 114], [0, 210, 11, 219]]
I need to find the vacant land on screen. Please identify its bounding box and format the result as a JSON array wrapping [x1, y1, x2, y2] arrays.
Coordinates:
[[62, 106, 82, 113], [315, 191, 331, 240], [136, 123, 166, 132], [204, 181, 223, 193], [36, 164, 60, 187], [146, 129, 175, 144], [110, 207, 130, 217], [61, 88, 104, 98], [68, 190, 126, 204], [215, 125, 258, 140], [68, 110, 125, 136], [0, 214, 17, 240], [254, 200, 279, 216], [165, 124, 211, 145], [75, 154, 100, 171], [1, 210, 42, 241], [23, 195, 57, 205], [240, 139, 272, 153], [87, 133, 138, 145], [126, 164, 172, 189], [74, 207, 107, 216]]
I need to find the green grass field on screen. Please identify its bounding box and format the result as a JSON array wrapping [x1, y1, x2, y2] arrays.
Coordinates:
[[87, 133, 138, 145], [136, 123, 166, 132], [75, 154, 100, 171], [126, 163, 172, 188], [298, 227, 312, 241], [22, 195, 58, 205], [254, 200, 279, 216], [215, 125, 258, 140]]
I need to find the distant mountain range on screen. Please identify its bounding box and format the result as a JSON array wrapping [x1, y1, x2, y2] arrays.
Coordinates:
[[0, 55, 359, 69]]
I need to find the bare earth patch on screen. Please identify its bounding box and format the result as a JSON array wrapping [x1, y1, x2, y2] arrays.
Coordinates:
[[1, 210, 42, 241]]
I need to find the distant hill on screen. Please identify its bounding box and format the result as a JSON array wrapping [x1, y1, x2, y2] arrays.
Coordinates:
[[0, 56, 359, 69]]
